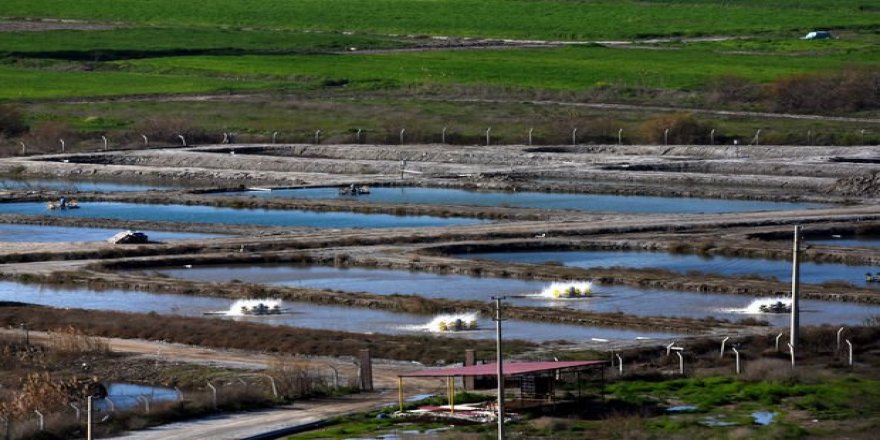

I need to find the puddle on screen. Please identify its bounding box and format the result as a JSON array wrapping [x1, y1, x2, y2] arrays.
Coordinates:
[[0, 223, 221, 242], [457, 250, 880, 289], [667, 405, 699, 413], [155, 264, 880, 326], [0, 202, 487, 229], [223, 186, 825, 214], [752, 410, 776, 425], [0, 281, 678, 343], [700, 415, 738, 427], [0, 178, 171, 192]]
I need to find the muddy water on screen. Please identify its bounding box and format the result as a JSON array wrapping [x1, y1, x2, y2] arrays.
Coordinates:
[[154, 264, 880, 326], [0, 223, 220, 242], [458, 250, 880, 288], [0, 179, 170, 192], [228, 187, 825, 214], [0, 202, 487, 228], [0, 282, 676, 342]]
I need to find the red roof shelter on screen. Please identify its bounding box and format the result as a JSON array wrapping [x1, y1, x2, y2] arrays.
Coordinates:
[[396, 360, 606, 413]]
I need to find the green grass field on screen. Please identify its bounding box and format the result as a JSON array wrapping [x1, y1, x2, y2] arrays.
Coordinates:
[[1, 0, 878, 142], [1, 0, 877, 40], [114, 44, 877, 93]]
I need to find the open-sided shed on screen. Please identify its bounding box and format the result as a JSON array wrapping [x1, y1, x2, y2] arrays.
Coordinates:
[[397, 360, 606, 413]]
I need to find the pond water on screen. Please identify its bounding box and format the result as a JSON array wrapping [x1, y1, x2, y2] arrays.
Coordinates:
[[457, 250, 880, 288], [0, 202, 487, 229], [811, 236, 880, 249], [95, 383, 180, 411], [153, 264, 880, 326], [0, 223, 220, 242], [0, 178, 170, 192], [225, 187, 825, 214], [0, 281, 675, 342]]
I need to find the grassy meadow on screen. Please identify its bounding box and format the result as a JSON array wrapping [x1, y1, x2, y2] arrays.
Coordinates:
[[0, 0, 878, 147]]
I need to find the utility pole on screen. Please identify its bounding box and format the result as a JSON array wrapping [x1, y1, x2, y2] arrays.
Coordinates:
[[791, 225, 801, 349], [492, 296, 507, 440], [86, 396, 93, 440]]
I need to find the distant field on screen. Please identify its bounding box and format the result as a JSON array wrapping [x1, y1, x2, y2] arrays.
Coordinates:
[[1, 0, 877, 40], [116, 45, 877, 93], [0, 28, 403, 59], [0, 65, 275, 100]]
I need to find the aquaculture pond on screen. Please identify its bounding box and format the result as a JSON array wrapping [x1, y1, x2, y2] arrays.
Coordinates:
[[0, 281, 676, 342], [95, 383, 180, 411], [0, 178, 171, 192], [153, 264, 880, 326], [0, 202, 487, 228], [457, 250, 880, 288], [811, 236, 880, 249], [0, 223, 220, 242], [227, 186, 826, 214]]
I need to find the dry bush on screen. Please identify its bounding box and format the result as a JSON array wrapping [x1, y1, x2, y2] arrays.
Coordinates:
[[636, 113, 711, 145], [267, 358, 327, 399], [704, 75, 764, 107], [22, 120, 74, 150], [0, 104, 28, 137], [132, 116, 209, 144], [771, 67, 880, 114], [48, 325, 109, 354], [741, 358, 798, 382]]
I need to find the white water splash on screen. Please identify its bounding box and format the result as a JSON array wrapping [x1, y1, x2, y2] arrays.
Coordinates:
[[224, 299, 284, 316], [735, 297, 792, 314], [421, 312, 480, 333], [536, 281, 593, 299]]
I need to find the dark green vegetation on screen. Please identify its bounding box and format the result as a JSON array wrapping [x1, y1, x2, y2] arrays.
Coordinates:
[[0, 0, 878, 152], [2, 0, 878, 40]]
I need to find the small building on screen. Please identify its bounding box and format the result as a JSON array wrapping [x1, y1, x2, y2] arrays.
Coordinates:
[[802, 31, 832, 40], [396, 360, 607, 417]]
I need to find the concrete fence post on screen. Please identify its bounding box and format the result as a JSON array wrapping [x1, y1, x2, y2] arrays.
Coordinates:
[[618, 128, 623, 146], [710, 128, 715, 145], [846, 339, 853, 366], [676, 352, 684, 375], [272, 131, 278, 144], [101, 136, 108, 150], [837, 327, 846, 351], [663, 129, 669, 145], [399, 128, 406, 144], [441, 127, 447, 144], [485, 127, 491, 146], [775, 332, 784, 352], [177, 134, 186, 147], [787, 343, 795, 369], [720, 337, 729, 358], [34, 410, 43, 431], [207, 381, 217, 408], [464, 349, 476, 390], [528, 128, 533, 146], [314, 130, 321, 144], [356, 128, 362, 144], [69, 402, 81, 422], [732, 347, 741, 374], [358, 349, 373, 391], [141, 134, 149, 146], [137, 396, 150, 414], [59, 138, 65, 152], [20, 141, 26, 155], [571, 128, 577, 146]]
